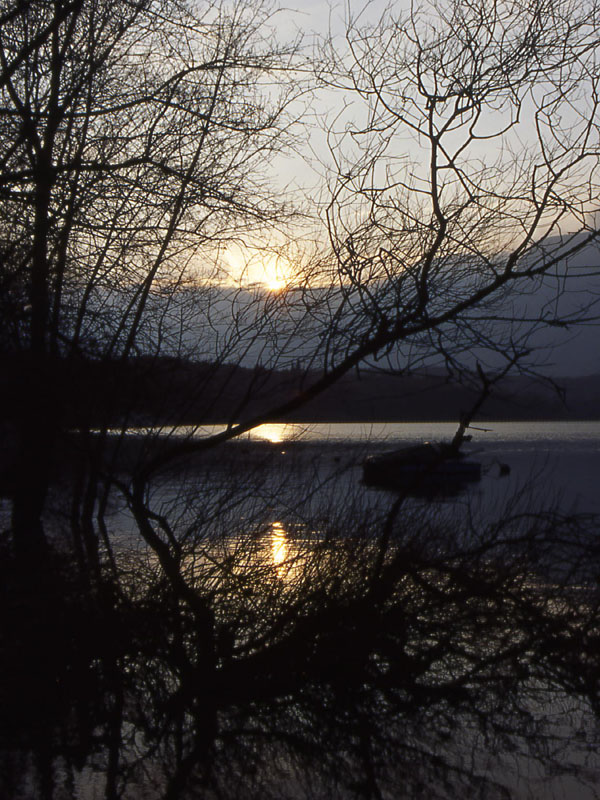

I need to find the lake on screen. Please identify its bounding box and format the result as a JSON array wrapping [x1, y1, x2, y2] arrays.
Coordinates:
[[107, 418, 600, 560], [176, 419, 600, 515], [5, 420, 600, 800], [98, 420, 600, 799]]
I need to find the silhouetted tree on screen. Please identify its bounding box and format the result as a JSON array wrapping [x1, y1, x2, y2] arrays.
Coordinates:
[[122, 0, 600, 476], [108, 0, 600, 609], [0, 0, 302, 553], [1, 492, 600, 799], [2, 1, 600, 795]]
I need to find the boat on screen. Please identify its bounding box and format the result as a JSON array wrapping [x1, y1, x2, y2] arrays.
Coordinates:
[[362, 441, 482, 493]]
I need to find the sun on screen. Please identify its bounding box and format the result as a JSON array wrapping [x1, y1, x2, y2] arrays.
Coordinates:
[[261, 256, 292, 292], [264, 274, 287, 292], [223, 241, 305, 291], [223, 244, 300, 291]]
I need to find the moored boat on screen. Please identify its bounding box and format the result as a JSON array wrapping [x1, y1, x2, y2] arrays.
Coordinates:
[[363, 441, 482, 491]]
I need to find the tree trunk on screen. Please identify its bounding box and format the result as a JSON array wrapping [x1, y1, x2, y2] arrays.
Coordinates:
[[11, 357, 56, 558]]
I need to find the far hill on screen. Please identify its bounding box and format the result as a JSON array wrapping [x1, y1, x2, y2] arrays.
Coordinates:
[[1, 355, 597, 427]]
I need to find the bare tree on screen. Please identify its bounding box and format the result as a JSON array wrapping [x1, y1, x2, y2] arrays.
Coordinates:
[[311, 0, 600, 379], [0, 0, 303, 553], [120, 0, 600, 487], [2, 2, 600, 797], [3, 0, 599, 558], [20, 0, 598, 631]]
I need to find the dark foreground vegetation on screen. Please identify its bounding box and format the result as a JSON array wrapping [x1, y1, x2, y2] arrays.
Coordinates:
[[2, 486, 600, 800]]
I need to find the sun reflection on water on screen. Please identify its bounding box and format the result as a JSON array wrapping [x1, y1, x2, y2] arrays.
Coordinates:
[[270, 521, 288, 578], [138, 518, 307, 588], [251, 423, 302, 444]]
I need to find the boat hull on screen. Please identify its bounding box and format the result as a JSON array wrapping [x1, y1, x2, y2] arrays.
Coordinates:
[[362, 443, 482, 493]]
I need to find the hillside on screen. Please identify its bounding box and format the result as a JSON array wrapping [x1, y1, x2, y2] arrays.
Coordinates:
[[1, 355, 598, 427]]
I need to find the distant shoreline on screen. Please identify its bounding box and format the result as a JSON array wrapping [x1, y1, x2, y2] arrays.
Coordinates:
[[2, 355, 598, 429]]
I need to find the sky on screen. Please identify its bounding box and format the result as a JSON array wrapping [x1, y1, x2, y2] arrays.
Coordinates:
[[222, 1, 406, 286], [218, 0, 600, 375], [242, 0, 600, 228]]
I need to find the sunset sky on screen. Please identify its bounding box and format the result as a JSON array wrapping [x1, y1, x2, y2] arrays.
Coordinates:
[[222, 0, 600, 294]]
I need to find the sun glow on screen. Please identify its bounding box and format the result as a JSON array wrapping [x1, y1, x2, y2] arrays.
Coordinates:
[[250, 423, 303, 443], [258, 254, 294, 292], [224, 245, 297, 291], [265, 274, 287, 292], [271, 521, 288, 577]]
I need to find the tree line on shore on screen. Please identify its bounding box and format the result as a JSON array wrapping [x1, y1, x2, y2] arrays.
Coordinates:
[[2, 354, 597, 431]]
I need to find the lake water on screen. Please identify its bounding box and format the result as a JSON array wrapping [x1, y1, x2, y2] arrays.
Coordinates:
[[174, 419, 600, 446], [93, 419, 600, 552], [123, 420, 600, 800], [10, 420, 599, 800], [243, 419, 600, 447], [191, 419, 600, 515]]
